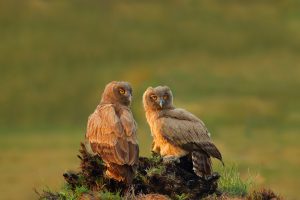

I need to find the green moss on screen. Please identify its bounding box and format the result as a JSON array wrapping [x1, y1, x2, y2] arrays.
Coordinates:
[[145, 165, 166, 177], [174, 193, 190, 200], [98, 191, 122, 200], [57, 185, 89, 200]]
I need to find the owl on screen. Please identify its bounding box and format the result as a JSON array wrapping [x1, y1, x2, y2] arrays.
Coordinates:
[[143, 86, 223, 178], [86, 81, 139, 184]]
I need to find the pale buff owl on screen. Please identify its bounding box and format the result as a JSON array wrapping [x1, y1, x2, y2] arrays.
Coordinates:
[[143, 86, 223, 178], [86, 81, 139, 184]]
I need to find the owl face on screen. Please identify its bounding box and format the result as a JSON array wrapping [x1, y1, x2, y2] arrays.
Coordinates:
[[143, 86, 173, 110], [101, 81, 133, 106]]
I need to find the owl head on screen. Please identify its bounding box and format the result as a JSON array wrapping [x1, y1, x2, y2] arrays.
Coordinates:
[[101, 81, 133, 106], [143, 86, 174, 111]]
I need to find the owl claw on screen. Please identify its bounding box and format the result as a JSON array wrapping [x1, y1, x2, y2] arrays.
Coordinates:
[[163, 156, 180, 164]]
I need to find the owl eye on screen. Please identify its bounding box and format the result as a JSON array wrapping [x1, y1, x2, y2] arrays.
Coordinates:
[[163, 95, 168, 100], [119, 88, 125, 94], [150, 95, 157, 100]]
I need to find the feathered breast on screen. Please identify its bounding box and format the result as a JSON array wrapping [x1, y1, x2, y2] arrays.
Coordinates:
[[86, 104, 139, 166]]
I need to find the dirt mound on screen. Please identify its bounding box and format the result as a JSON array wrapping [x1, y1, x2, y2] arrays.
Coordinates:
[[38, 143, 222, 200]]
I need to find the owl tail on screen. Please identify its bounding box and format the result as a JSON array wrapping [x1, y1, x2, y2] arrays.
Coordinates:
[[192, 151, 212, 177], [106, 163, 135, 184]]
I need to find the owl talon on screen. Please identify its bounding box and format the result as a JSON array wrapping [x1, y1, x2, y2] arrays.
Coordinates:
[[163, 156, 180, 164]]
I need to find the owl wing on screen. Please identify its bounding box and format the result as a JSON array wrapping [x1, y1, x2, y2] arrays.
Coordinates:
[[118, 106, 139, 165], [86, 104, 138, 166], [158, 108, 223, 162]]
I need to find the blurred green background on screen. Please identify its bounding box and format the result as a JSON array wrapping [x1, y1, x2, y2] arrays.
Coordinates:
[[1, 0, 300, 199]]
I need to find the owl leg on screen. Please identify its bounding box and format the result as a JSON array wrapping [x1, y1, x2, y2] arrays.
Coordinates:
[[105, 168, 124, 182], [105, 163, 128, 183], [152, 141, 161, 154]]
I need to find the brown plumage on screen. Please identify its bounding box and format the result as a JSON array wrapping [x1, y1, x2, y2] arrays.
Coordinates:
[[143, 86, 223, 177], [86, 81, 139, 184]]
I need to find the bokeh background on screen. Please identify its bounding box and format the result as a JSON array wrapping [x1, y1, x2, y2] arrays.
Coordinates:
[[1, 0, 300, 199]]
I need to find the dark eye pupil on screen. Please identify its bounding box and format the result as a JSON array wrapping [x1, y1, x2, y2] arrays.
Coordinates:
[[151, 95, 157, 100]]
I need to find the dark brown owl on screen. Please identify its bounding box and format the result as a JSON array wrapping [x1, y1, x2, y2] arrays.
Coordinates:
[[86, 81, 139, 184], [143, 86, 223, 178]]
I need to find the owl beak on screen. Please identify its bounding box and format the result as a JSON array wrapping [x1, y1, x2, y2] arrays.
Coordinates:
[[159, 99, 164, 108]]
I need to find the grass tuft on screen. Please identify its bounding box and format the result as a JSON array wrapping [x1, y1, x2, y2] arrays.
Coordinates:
[[218, 164, 253, 196]]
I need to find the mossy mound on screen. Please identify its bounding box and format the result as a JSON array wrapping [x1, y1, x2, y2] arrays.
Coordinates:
[[38, 143, 221, 200]]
